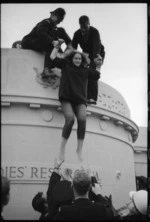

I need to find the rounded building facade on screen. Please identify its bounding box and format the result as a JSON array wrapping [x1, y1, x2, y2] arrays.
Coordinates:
[[1, 49, 139, 220]]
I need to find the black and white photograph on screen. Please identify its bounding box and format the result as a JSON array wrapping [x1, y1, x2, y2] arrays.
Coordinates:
[[1, 3, 148, 220]]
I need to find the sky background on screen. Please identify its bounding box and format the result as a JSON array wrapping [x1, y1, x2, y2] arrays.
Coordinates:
[[1, 3, 147, 127]]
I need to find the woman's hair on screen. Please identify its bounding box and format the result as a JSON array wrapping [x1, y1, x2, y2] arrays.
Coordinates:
[[65, 50, 89, 68]]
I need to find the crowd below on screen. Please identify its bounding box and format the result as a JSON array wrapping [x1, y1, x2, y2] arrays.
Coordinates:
[[1, 158, 148, 220]]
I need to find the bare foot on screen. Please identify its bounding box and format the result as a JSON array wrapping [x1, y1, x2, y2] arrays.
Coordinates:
[[58, 153, 65, 162], [76, 152, 83, 163]]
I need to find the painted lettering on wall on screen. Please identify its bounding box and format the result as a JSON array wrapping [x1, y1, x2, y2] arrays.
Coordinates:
[[1, 163, 54, 181], [1, 163, 102, 185]]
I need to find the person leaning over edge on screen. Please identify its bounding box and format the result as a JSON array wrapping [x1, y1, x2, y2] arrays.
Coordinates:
[[72, 15, 105, 104], [53, 168, 114, 220], [21, 8, 72, 80]]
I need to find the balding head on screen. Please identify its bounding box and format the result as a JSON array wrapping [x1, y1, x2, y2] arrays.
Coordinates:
[[73, 169, 91, 196]]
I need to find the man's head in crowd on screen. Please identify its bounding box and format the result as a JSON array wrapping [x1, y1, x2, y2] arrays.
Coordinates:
[[73, 168, 91, 198], [32, 192, 48, 214]]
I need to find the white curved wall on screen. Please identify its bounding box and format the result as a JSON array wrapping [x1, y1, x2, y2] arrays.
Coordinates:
[[1, 49, 139, 220]]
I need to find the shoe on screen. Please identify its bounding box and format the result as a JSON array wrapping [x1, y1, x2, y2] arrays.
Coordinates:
[[87, 99, 97, 105], [34, 67, 52, 87], [41, 67, 52, 79], [34, 67, 60, 88]]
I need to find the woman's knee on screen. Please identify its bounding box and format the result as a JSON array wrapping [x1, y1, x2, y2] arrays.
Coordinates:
[[65, 115, 75, 126], [77, 119, 86, 139], [77, 116, 86, 125], [62, 116, 75, 139]]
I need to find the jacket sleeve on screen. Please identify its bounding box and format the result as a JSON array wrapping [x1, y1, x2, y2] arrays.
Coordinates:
[[100, 43, 106, 62], [94, 194, 108, 203], [88, 69, 100, 80], [52, 57, 66, 69], [36, 20, 54, 46], [57, 27, 71, 45], [47, 172, 61, 197], [92, 29, 106, 62], [95, 194, 116, 220], [47, 172, 61, 205], [92, 29, 102, 59], [71, 31, 79, 49]]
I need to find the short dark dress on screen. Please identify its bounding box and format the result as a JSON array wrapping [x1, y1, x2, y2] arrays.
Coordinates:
[[52, 57, 100, 106]]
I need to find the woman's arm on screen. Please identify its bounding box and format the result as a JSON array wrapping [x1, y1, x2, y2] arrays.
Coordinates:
[[50, 39, 65, 69], [50, 39, 64, 60]]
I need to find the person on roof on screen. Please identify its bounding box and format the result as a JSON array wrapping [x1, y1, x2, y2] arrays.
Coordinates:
[[21, 8, 72, 80]]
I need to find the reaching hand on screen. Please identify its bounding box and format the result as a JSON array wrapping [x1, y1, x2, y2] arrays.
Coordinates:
[[54, 157, 64, 170], [92, 183, 102, 195], [63, 48, 73, 58], [58, 38, 64, 46], [52, 39, 64, 49], [52, 40, 59, 47], [60, 168, 73, 181], [82, 52, 91, 65]]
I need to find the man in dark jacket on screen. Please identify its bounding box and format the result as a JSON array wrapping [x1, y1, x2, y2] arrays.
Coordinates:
[[53, 168, 114, 220], [72, 15, 105, 104], [21, 8, 72, 79], [46, 159, 74, 220]]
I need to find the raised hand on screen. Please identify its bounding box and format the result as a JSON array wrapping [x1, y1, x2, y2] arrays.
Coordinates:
[[52, 40, 59, 47], [58, 38, 64, 46], [92, 183, 102, 195], [54, 157, 64, 170]]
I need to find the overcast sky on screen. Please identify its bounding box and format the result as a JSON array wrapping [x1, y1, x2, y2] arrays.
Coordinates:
[[1, 3, 147, 127]]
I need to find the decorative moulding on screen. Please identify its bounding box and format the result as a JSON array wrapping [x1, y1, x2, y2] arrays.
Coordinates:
[[42, 110, 53, 122], [114, 120, 124, 126], [99, 119, 108, 131], [100, 115, 110, 121], [29, 103, 41, 108]]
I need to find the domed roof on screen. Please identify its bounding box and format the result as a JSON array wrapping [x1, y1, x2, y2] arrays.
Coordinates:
[[97, 81, 130, 118]]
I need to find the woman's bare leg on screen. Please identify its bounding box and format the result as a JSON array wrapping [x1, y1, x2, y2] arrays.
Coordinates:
[[59, 101, 75, 161], [74, 104, 86, 162]]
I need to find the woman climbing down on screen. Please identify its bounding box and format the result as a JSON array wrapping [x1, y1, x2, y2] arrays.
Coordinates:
[[50, 40, 101, 162]]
